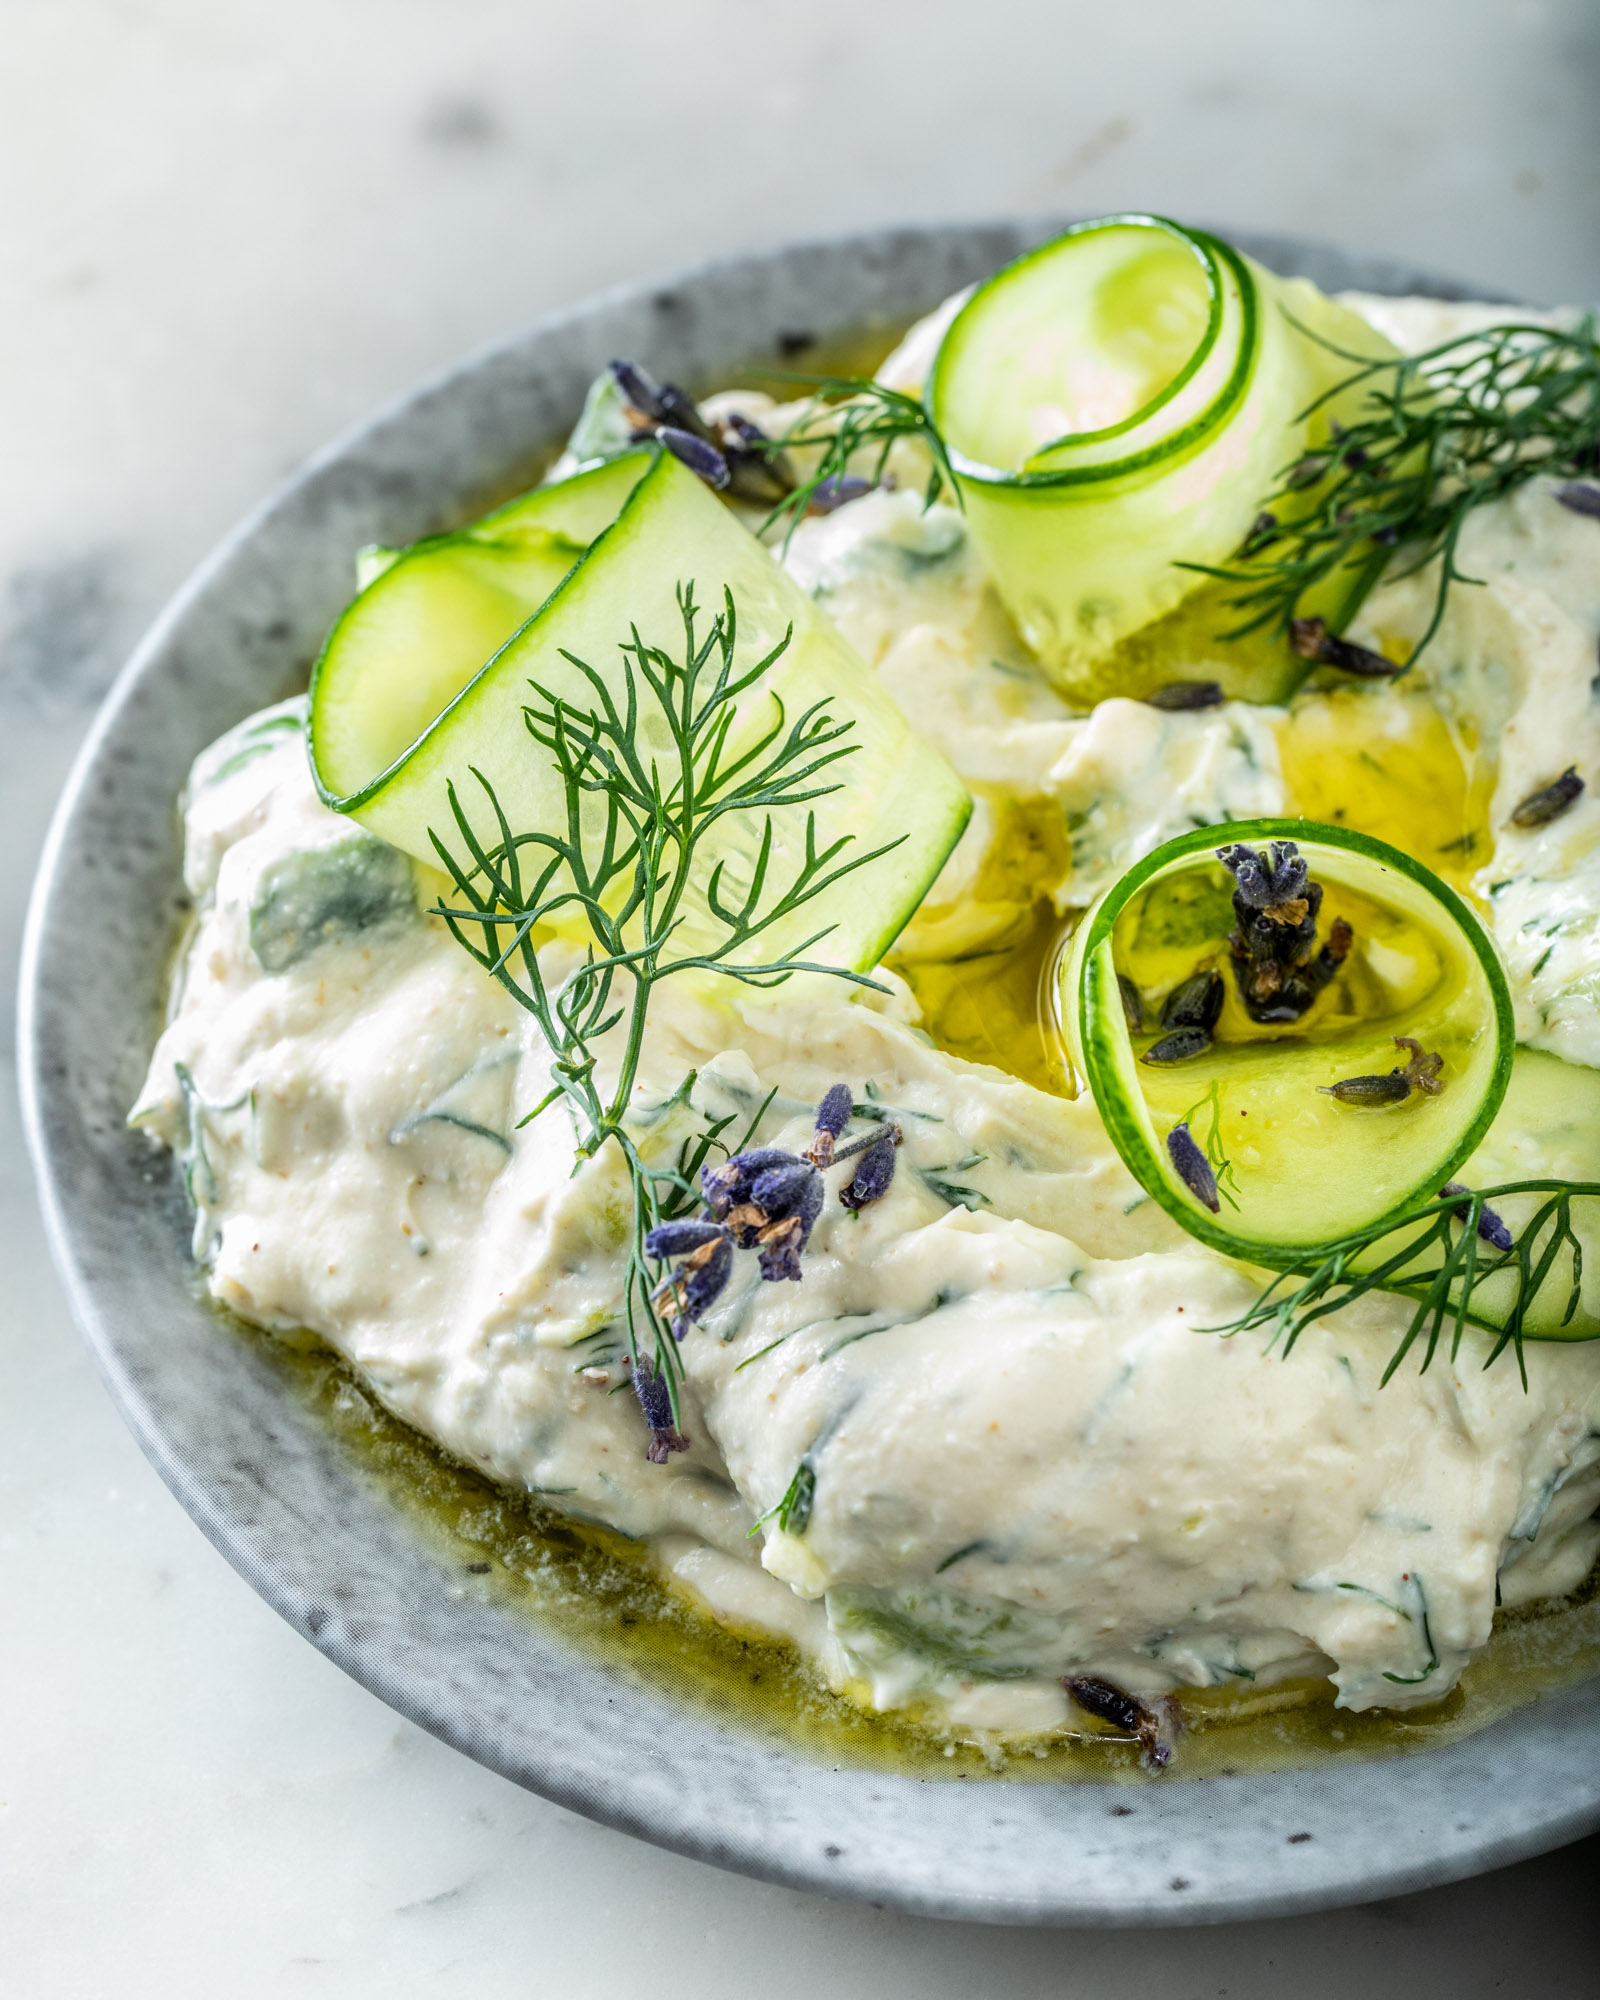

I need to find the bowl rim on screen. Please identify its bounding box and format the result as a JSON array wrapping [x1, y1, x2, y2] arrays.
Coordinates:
[[19, 214, 1596, 1929]]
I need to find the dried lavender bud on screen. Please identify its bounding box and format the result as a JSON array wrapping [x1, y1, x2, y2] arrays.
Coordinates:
[[1142, 1027, 1213, 1065], [1440, 1183, 1515, 1253], [1320, 1070, 1411, 1106], [816, 1083, 853, 1136], [1289, 615, 1400, 679], [656, 426, 731, 490], [679, 1233, 733, 1319], [654, 384, 718, 442], [755, 1216, 805, 1283], [1219, 838, 1344, 1024], [1063, 1677, 1176, 1771], [644, 1217, 726, 1259], [805, 1082, 854, 1167], [807, 473, 876, 515], [1478, 1206, 1515, 1254], [1217, 839, 1309, 916], [719, 411, 797, 503], [703, 1147, 796, 1216], [1244, 509, 1279, 548], [1161, 969, 1225, 1032], [722, 410, 772, 449], [749, 1160, 825, 1238], [608, 358, 669, 422], [608, 358, 718, 443], [1117, 973, 1145, 1033], [1145, 680, 1224, 712], [1555, 481, 1600, 519], [633, 1358, 689, 1464], [840, 1129, 898, 1210], [1166, 1122, 1219, 1212], [1510, 766, 1584, 828], [1064, 1675, 1144, 1733], [1304, 915, 1355, 993], [653, 1231, 735, 1333], [1394, 1035, 1445, 1096]]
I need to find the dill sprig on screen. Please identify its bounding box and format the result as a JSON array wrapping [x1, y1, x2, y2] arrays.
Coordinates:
[[1212, 1178, 1600, 1386], [748, 1459, 815, 1538], [755, 374, 962, 544], [1195, 314, 1600, 662], [427, 582, 897, 1427]]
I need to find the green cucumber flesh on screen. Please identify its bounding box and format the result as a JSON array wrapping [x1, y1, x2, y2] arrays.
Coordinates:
[[1377, 1048, 1600, 1341], [926, 216, 1398, 702], [1063, 818, 1514, 1261], [249, 835, 417, 973], [312, 453, 650, 806], [310, 448, 971, 975]]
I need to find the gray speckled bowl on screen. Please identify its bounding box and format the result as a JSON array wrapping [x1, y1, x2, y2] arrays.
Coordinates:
[[20, 219, 1599, 1926]]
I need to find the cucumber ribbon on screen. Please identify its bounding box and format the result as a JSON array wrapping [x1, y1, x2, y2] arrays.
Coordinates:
[[926, 215, 1399, 704], [1063, 818, 1515, 1265], [309, 448, 972, 973]]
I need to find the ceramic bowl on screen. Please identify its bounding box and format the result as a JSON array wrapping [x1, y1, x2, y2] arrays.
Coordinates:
[[21, 217, 1599, 1926]]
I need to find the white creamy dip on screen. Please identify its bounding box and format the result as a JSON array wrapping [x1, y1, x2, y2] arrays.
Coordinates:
[[133, 293, 1600, 1743]]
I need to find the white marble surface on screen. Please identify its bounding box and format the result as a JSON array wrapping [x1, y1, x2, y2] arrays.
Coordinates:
[[4, 2, 1600, 1991]]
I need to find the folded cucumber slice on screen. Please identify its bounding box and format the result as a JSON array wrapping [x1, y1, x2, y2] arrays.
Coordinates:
[[312, 453, 651, 807], [926, 215, 1396, 703], [1062, 818, 1515, 1264], [309, 448, 971, 973]]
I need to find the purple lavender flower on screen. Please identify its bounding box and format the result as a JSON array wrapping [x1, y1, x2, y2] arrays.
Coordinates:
[[1440, 1183, 1515, 1253], [1166, 1122, 1219, 1214], [633, 1357, 689, 1465], [643, 1218, 726, 1260], [840, 1129, 899, 1211], [807, 474, 875, 514], [755, 1219, 806, 1283], [750, 1160, 824, 1234], [607, 360, 716, 444], [651, 1230, 734, 1337], [656, 426, 731, 490], [1217, 839, 1308, 914], [608, 358, 669, 421], [1555, 481, 1600, 519], [702, 1146, 797, 1218], [1063, 1675, 1177, 1773], [716, 410, 796, 505], [805, 1083, 854, 1167]]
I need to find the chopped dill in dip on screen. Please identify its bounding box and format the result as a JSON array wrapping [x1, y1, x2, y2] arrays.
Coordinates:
[[131, 218, 1600, 1763]]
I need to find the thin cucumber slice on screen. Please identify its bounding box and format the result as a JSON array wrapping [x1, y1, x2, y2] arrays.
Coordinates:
[[312, 453, 651, 807], [1062, 818, 1515, 1263], [1378, 1048, 1600, 1341], [309, 448, 972, 974], [926, 215, 1396, 703]]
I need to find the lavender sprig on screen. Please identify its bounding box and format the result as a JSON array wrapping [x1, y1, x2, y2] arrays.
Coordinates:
[[643, 1084, 900, 1355]]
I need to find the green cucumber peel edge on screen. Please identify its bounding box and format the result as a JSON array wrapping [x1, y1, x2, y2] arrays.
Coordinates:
[[307, 450, 655, 815], [1069, 815, 1517, 1272], [927, 215, 1261, 494]]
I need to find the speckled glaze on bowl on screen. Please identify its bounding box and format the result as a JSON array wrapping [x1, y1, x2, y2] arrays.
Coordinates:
[[19, 219, 1599, 1926]]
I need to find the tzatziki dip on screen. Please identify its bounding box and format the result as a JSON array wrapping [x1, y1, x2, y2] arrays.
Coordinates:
[[132, 218, 1600, 1765]]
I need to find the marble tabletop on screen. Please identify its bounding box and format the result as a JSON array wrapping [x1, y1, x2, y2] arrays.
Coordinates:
[[4, 2, 1599, 1992]]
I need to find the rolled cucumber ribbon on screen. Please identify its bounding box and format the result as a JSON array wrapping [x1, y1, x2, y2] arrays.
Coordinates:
[[926, 216, 1397, 703], [1061, 819, 1515, 1265], [309, 448, 971, 974]]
